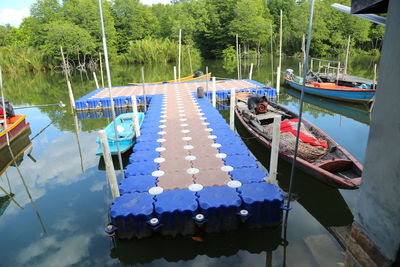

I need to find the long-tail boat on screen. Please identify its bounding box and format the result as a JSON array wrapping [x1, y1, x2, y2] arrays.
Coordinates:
[[234, 93, 363, 189], [284, 69, 375, 104], [0, 115, 30, 150]]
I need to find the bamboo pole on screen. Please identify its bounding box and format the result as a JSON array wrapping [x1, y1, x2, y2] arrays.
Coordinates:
[[229, 87, 235, 130], [302, 34, 306, 66], [99, 52, 104, 87], [131, 95, 140, 137], [98, 0, 124, 177], [249, 63, 253, 80], [188, 47, 193, 74], [310, 58, 313, 72], [373, 63, 377, 90], [336, 61, 341, 85], [270, 22, 274, 88], [212, 76, 216, 107], [178, 29, 182, 82], [141, 67, 147, 112], [60, 47, 76, 111], [236, 34, 240, 80], [279, 9, 283, 70], [206, 66, 209, 95], [344, 35, 351, 75], [98, 130, 120, 199], [267, 115, 281, 184], [93, 72, 99, 89], [299, 62, 302, 76], [174, 66, 177, 83], [276, 66, 281, 94]]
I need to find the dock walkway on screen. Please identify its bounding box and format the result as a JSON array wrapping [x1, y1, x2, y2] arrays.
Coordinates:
[[93, 80, 283, 239]]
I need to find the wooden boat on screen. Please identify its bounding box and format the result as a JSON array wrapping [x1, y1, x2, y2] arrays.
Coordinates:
[[284, 72, 375, 103], [235, 93, 363, 189], [128, 72, 211, 85], [96, 112, 145, 155], [0, 115, 30, 150]]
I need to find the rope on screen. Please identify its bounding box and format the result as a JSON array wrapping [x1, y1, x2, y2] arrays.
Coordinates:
[[281, 1, 315, 266]]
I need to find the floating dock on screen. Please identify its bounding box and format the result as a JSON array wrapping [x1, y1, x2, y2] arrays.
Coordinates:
[[87, 80, 283, 239]]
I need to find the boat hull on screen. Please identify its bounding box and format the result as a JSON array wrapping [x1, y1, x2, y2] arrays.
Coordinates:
[[0, 115, 30, 150], [284, 78, 375, 103], [235, 104, 362, 189]]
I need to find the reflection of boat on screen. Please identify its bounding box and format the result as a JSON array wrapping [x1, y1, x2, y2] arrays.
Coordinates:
[[284, 87, 370, 125], [0, 126, 32, 176], [0, 193, 14, 217], [0, 115, 30, 150], [96, 113, 145, 155], [235, 94, 363, 189], [284, 73, 375, 103], [128, 72, 211, 85], [110, 225, 281, 265]]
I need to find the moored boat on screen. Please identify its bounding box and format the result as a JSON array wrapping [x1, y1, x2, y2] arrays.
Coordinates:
[[235, 93, 363, 189], [284, 69, 375, 103], [128, 72, 211, 85], [96, 112, 145, 155]]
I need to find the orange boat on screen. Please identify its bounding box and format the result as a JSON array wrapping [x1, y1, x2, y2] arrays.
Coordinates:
[[0, 115, 30, 150]]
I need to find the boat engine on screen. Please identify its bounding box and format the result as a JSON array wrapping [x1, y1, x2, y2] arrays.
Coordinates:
[[0, 98, 14, 118], [285, 69, 294, 80], [247, 95, 269, 114], [255, 101, 268, 114]]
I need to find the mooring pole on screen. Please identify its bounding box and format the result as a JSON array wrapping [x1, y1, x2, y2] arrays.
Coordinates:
[[131, 95, 140, 137], [310, 58, 313, 72], [276, 9, 283, 93], [212, 76, 216, 107], [99, 130, 120, 199], [236, 34, 240, 80], [270, 22, 274, 88], [173, 66, 177, 83], [299, 62, 302, 76], [344, 35, 351, 75], [336, 61, 341, 85], [141, 66, 147, 112], [67, 81, 76, 111], [249, 63, 254, 80], [99, 52, 105, 87], [93, 72, 100, 89], [229, 87, 235, 130], [373, 63, 377, 90], [178, 29, 182, 82], [267, 115, 281, 184], [206, 66, 209, 96]]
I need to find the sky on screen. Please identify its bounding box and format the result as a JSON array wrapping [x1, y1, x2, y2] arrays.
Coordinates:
[[0, 0, 171, 27]]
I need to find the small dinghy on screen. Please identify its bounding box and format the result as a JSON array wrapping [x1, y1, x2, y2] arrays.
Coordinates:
[[235, 93, 363, 189], [96, 112, 145, 156]]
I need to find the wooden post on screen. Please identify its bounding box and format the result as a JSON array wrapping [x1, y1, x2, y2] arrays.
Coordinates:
[[276, 66, 281, 94], [229, 87, 235, 130], [278, 9, 283, 72], [318, 60, 321, 73], [173, 66, 177, 83], [131, 95, 140, 137], [212, 76, 216, 107], [206, 66, 209, 95], [236, 34, 240, 80], [178, 29, 182, 82], [270, 22, 274, 88], [344, 35, 351, 75], [67, 80, 76, 111], [336, 61, 341, 85], [99, 52, 104, 87], [267, 115, 281, 184], [98, 130, 120, 199], [302, 34, 306, 66], [141, 67, 147, 112], [373, 63, 377, 90], [93, 72, 99, 89], [310, 58, 313, 72], [249, 63, 254, 80], [326, 62, 330, 74]]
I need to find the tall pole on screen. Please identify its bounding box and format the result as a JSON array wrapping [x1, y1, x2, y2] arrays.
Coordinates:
[[141, 67, 147, 111], [302, 34, 306, 66], [173, 66, 177, 83], [98, 0, 124, 178], [178, 29, 182, 82], [99, 130, 120, 199], [206, 66, 209, 95], [99, 52, 105, 87], [188, 47, 193, 74], [373, 63, 377, 90], [93, 72, 99, 89], [236, 34, 240, 80], [276, 9, 283, 94], [60, 46, 76, 111], [344, 35, 351, 75], [268, 115, 281, 184], [270, 22, 274, 88], [229, 87, 235, 130], [249, 63, 254, 80]]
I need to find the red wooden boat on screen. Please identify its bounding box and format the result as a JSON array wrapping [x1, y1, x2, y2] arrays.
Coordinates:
[[235, 93, 362, 189], [0, 115, 30, 150]]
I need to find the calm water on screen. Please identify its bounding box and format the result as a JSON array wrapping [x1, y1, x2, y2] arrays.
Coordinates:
[[0, 56, 376, 266]]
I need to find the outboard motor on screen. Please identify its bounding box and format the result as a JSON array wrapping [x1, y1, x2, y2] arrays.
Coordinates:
[[194, 71, 204, 78], [285, 69, 294, 80], [247, 95, 268, 114], [0, 98, 15, 118]]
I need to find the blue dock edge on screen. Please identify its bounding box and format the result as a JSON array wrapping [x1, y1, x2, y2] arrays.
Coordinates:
[[108, 88, 284, 239]]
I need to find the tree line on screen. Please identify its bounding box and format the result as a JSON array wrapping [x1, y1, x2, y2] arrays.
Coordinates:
[[0, 0, 384, 73]]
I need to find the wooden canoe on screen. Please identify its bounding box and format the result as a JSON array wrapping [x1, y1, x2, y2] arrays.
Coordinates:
[[284, 77, 375, 103], [0, 115, 30, 150], [96, 112, 145, 155], [235, 95, 363, 189], [128, 73, 211, 85]]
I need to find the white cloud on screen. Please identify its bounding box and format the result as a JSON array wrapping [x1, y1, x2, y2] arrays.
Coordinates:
[[0, 7, 29, 27]]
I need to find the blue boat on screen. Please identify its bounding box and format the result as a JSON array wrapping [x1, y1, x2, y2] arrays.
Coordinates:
[[96, 112, 145, 156], [284, 75, 375, 104]]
